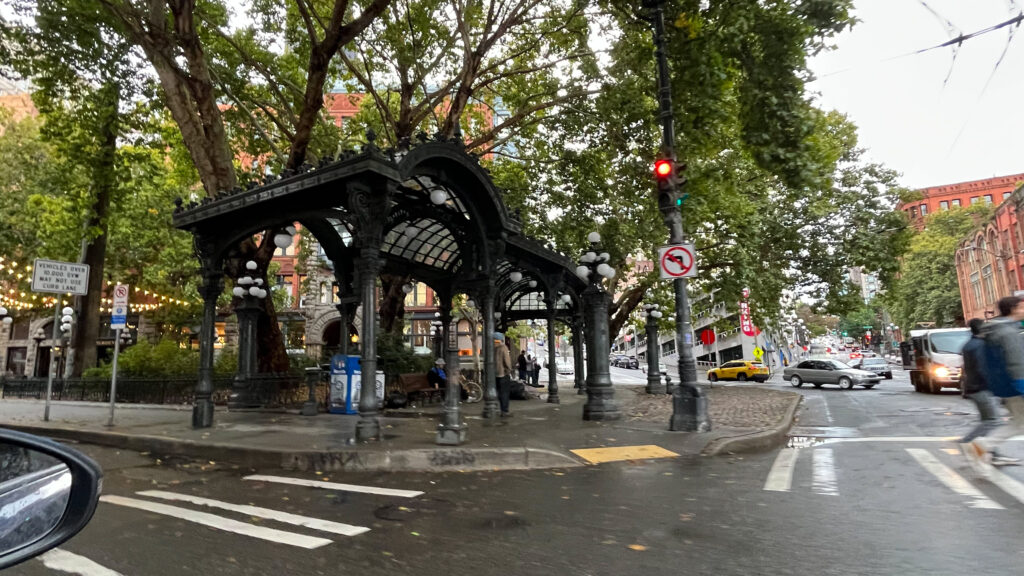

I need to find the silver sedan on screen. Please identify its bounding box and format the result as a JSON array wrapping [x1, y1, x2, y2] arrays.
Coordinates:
[[783, 359, 883, 389]]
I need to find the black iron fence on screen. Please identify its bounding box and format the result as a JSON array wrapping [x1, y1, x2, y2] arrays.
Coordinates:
[[0, 373, 315, 409]]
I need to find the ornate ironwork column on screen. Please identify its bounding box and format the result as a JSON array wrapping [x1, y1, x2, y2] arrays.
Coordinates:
[[644, 304, 666, 394], [481, 282, 499, 419], [228, 297, 262, 409], [355, 247, 383, 441], [194, 271, 223, 429], [572, 314, 586, 394], [546, 299, 559, 404], [437, 296, 466, 444]]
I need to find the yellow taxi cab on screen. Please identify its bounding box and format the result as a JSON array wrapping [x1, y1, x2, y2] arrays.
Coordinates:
[[707, 360, 770, 383]]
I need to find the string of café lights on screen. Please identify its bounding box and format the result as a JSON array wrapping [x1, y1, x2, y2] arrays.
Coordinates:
[[0, 256, 196, 313]]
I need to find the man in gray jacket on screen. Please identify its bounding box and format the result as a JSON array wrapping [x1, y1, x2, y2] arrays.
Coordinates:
[[970, 296, 1024, 465]]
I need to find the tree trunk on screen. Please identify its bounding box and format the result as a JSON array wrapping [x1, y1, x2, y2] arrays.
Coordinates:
[[608, 283, 646, 347], [379, 274, 410, 335], [71, 81, 119, 377]]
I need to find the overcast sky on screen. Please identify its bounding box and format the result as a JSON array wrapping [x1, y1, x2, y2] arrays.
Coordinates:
[[808, 0, 1024, 190]]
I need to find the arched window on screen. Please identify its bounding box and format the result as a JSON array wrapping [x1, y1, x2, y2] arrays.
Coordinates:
[[319, 282, 328, 304]]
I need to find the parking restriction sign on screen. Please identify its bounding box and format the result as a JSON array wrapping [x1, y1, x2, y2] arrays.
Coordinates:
[[111, 284, 129, 329]]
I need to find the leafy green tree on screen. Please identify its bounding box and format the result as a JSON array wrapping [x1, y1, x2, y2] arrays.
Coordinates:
[[884, 205, 991, 331]]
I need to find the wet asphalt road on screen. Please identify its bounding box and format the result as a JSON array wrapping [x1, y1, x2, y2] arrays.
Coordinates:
[[9, 364, 1024, 576]]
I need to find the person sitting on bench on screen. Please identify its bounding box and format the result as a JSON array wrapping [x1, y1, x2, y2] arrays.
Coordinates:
[[427, 358, 447, 390]]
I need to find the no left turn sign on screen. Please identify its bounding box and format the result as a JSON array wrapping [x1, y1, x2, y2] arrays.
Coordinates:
[[658, 244, 697, 279]]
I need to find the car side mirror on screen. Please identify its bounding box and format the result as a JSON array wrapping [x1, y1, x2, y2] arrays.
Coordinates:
[[0, 429, 102, 570]]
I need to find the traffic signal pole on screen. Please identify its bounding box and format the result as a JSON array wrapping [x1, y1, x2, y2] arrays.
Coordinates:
[[645, 0, 711, 432]]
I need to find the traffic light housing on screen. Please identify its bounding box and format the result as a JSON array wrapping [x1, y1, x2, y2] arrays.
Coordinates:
[[654, 157, 686, 211]]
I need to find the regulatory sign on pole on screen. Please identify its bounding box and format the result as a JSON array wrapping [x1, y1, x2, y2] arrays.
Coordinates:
[[111, 284, 129, 330], [658, 244, 697, 279], [31, 259, 89, 295]]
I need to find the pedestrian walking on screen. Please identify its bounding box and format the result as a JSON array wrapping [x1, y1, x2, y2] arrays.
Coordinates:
[[531, 355, 541, 387], [960, 318, 1001, 443], [968, 296, 1024, 466], [517, 351, 528, 381], [494, 332, 513, 417]]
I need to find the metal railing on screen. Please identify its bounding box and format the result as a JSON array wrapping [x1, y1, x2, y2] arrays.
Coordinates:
[[0, 374, 314, 409]]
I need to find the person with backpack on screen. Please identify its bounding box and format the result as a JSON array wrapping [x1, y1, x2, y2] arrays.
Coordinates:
[[960, 318, 1001, 443], [427, 358, 447, 390], [968, 296, 1024, 465]]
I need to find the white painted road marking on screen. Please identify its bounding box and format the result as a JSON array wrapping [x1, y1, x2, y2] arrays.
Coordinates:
[[136, 490, 371, 536], [38, 549, 124, 576], [100, 495, 333, 549], [243, 474, 424, 498], [763, 448, 800, 492], [905, 449, 1004, 509], [812, 448, 839, 496], [978, 461, 1024, 507]]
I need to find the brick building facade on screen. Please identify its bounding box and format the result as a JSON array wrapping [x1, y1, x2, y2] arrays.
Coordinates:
[[954, 187, 1024, 322], [901, 173, 1024, 229]]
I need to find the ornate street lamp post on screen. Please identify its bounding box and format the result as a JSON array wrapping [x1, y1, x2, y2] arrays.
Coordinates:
[[642, 303, 665, 394], [229, 260, 268, 409], [576, 232, 620, 420], [642, 0, 710, 432]]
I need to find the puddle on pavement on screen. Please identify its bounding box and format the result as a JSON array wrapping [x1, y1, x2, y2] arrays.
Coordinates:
[[787, 426, 861, 448], [374, 498, 456, 521]]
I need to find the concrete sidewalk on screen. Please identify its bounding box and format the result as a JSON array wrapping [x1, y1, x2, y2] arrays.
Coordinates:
[[0, 384, 799, 473]]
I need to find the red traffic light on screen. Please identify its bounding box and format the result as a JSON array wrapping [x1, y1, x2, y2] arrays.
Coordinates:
[[654, 159, 672, 178]]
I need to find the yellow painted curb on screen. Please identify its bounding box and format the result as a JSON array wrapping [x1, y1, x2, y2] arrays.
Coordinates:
[[570, 445, 680, 464]]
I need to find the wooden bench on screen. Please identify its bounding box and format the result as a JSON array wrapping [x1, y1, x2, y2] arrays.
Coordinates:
[[398, 373, 443, 404]]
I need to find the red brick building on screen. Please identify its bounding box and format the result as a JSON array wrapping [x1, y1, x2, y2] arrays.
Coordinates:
[[954, 186, 1024, 321], [901, 173, 1024, 229]]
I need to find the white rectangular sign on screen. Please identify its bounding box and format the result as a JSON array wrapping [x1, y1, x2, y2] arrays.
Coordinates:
[[111, 284, 129, 330], [658, 244, 697, 279], [31, 259, 90, 295]]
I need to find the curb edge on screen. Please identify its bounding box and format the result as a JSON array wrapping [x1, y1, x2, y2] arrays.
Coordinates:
[[700, 393, 802, 456]]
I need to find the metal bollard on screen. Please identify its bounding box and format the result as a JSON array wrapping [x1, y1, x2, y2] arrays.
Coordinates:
[[301, 366, 320, 416]]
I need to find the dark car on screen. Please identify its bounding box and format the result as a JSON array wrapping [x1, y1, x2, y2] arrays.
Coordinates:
[[624, 356, 639, 369], [850, 357, 893, 379]]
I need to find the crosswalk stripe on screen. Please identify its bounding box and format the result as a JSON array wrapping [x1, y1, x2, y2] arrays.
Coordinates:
[[136, 490, 371, 536], [905, 449, 1004, 510], [38, 549, 124, 576], [981, 464, 1024, 507], [100, 495, 333, 549], [812, 448, 839, 496], [763, 448, 799, 492], [243, 474, 424, 498]]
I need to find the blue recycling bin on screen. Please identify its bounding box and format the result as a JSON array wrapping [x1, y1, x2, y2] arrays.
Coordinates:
[[328, 355, 384, 414]]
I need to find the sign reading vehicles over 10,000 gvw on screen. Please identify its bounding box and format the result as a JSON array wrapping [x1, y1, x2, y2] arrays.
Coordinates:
[[31, 259, 90, 295]]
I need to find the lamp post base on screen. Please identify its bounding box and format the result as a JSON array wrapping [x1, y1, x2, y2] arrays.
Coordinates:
[[228, 378, 262, 410], [669, 384, 711, 432], [355, 417, 381, 442], [192, 398, 214, 429], [436, 423, 467, 445], [646, 375, 666, 395]]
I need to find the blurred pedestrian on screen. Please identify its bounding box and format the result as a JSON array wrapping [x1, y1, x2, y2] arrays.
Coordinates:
[[960, 318, 1001, 443], [494, 332, 513, 417], [531, 355, 541, 387], [969, 296, 1024, 466], [517, 351, 528, 381]]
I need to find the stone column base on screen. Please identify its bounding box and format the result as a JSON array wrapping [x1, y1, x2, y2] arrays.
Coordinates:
[[436, 424, 467, 445], [583, 400, 621, 421]]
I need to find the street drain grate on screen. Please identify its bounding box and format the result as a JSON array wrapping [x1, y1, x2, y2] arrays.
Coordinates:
[[374, 498, 456, 521]]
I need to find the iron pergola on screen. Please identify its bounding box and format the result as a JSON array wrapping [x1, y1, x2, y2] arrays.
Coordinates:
[[173, 131, 613, 444]]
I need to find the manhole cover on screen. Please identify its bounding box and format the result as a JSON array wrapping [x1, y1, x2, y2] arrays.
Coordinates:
[[374, 498, 455, 521]]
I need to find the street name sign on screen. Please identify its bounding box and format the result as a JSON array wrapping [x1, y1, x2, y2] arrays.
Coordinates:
[[658, 244, 697, 279], [111, 284, 129, 330], [31, 259, 89, 295]]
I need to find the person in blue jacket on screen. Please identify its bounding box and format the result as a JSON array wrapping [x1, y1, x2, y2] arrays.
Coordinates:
[[970, 296, 1024, 465], [960, 318, 1001, 443]]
